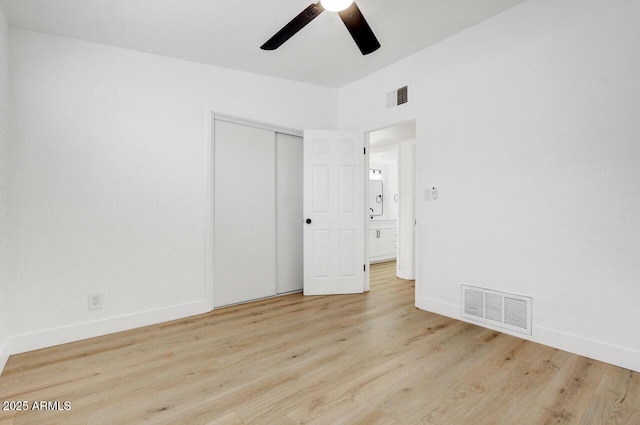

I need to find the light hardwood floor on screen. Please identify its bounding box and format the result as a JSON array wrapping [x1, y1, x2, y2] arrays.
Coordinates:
[[1, 261, 638, 425]]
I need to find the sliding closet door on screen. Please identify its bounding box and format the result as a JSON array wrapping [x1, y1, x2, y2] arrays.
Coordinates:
[[213, 120, 276, 307], [276, 132, 303, 294]]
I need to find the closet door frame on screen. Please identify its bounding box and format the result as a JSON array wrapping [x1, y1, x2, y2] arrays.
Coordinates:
[[207, 113, 302, 309]]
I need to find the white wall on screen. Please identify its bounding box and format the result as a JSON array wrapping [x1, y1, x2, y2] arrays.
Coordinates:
[[0, 5, 9, 371], [340, 0, 640, 372], [6, 28, 337, 356]]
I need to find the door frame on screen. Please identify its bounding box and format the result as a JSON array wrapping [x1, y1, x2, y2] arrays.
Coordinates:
[[364, 118, 419, 291], [364, 132, 371, 291]]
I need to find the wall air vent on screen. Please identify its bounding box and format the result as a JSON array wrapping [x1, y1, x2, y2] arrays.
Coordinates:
[[397, 85, 408, 105], [461, 284, 532, 335], [386, 85, 409, 108]]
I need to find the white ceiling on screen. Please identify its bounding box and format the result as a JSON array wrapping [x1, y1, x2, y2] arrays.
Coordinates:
[[0, 0, 526, 87]]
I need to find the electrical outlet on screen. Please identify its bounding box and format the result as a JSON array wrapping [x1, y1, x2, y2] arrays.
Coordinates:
[[88, 293, 103, 310]]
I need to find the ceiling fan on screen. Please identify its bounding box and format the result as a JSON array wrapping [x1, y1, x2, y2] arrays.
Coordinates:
[[261, 0, 381, 55]]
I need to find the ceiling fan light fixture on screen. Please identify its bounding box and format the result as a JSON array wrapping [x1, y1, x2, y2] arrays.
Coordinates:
[[261, 0, 380, 55], [320, 0, 353, 12]]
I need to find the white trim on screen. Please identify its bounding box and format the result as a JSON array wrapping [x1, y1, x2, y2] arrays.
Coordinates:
[[0, 338, 9, 375], [273, 130, 279, 297], [366, 118, 417, 136], [213, 113, 302, 138], [205, 109, 215, 311], [5, 300, 210, 357], [534, 326, 640, 373], [413, 113, 422, 307], [416, 294, 640, 373], [415, 295, 459, 318], [364, 132, 371, 292]]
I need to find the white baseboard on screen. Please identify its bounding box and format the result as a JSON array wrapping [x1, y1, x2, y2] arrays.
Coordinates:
[[415, 294, 459, 318], [415, 295, 640, 373], [0, 338, 8, 376], [533, 326, 640, 373], [4, 300, 211, 359]]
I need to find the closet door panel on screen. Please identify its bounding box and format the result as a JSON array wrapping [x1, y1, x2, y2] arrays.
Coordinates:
[[213, 120, 276, 307], [276, 132, 303, 294]]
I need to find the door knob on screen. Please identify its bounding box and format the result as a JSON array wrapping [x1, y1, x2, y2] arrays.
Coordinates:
[[306, 218, 312, 224]]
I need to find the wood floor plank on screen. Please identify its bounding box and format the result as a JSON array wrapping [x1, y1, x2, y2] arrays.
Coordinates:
[[370, 339, 492, 422], [517, 356, 606, 425], [400, 336, 533, 424], [316, 402, 396, 425], [205, 412, 246, 425], [579, 396, 640, 425], [462, 346, 568, 425], [283, 342, 435, 424], [0, 414, 16, 425], [595, 364, 640, 410], [1, 261, 637, 425]]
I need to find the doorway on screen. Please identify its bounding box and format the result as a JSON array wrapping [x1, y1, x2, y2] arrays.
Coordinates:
[[367, 120, 416, 280]]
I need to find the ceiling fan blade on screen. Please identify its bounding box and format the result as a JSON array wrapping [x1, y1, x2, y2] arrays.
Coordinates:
[[338, 2, 380, 55], [261, 2, 325, 50]]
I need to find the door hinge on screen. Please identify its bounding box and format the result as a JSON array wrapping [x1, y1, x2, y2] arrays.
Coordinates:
[[363, 147, 366, 155], [363, 264, 366, 272]]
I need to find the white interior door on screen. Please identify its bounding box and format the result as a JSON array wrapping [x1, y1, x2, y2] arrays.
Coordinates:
[[303, 129, 366, 295]]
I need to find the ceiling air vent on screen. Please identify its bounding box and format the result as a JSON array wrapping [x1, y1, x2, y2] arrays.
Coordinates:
[[461, 284, 532, 335], [386, 85, 409, 108]]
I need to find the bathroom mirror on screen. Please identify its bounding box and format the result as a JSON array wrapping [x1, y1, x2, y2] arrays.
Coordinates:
[[369, 180, 383, 217]]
